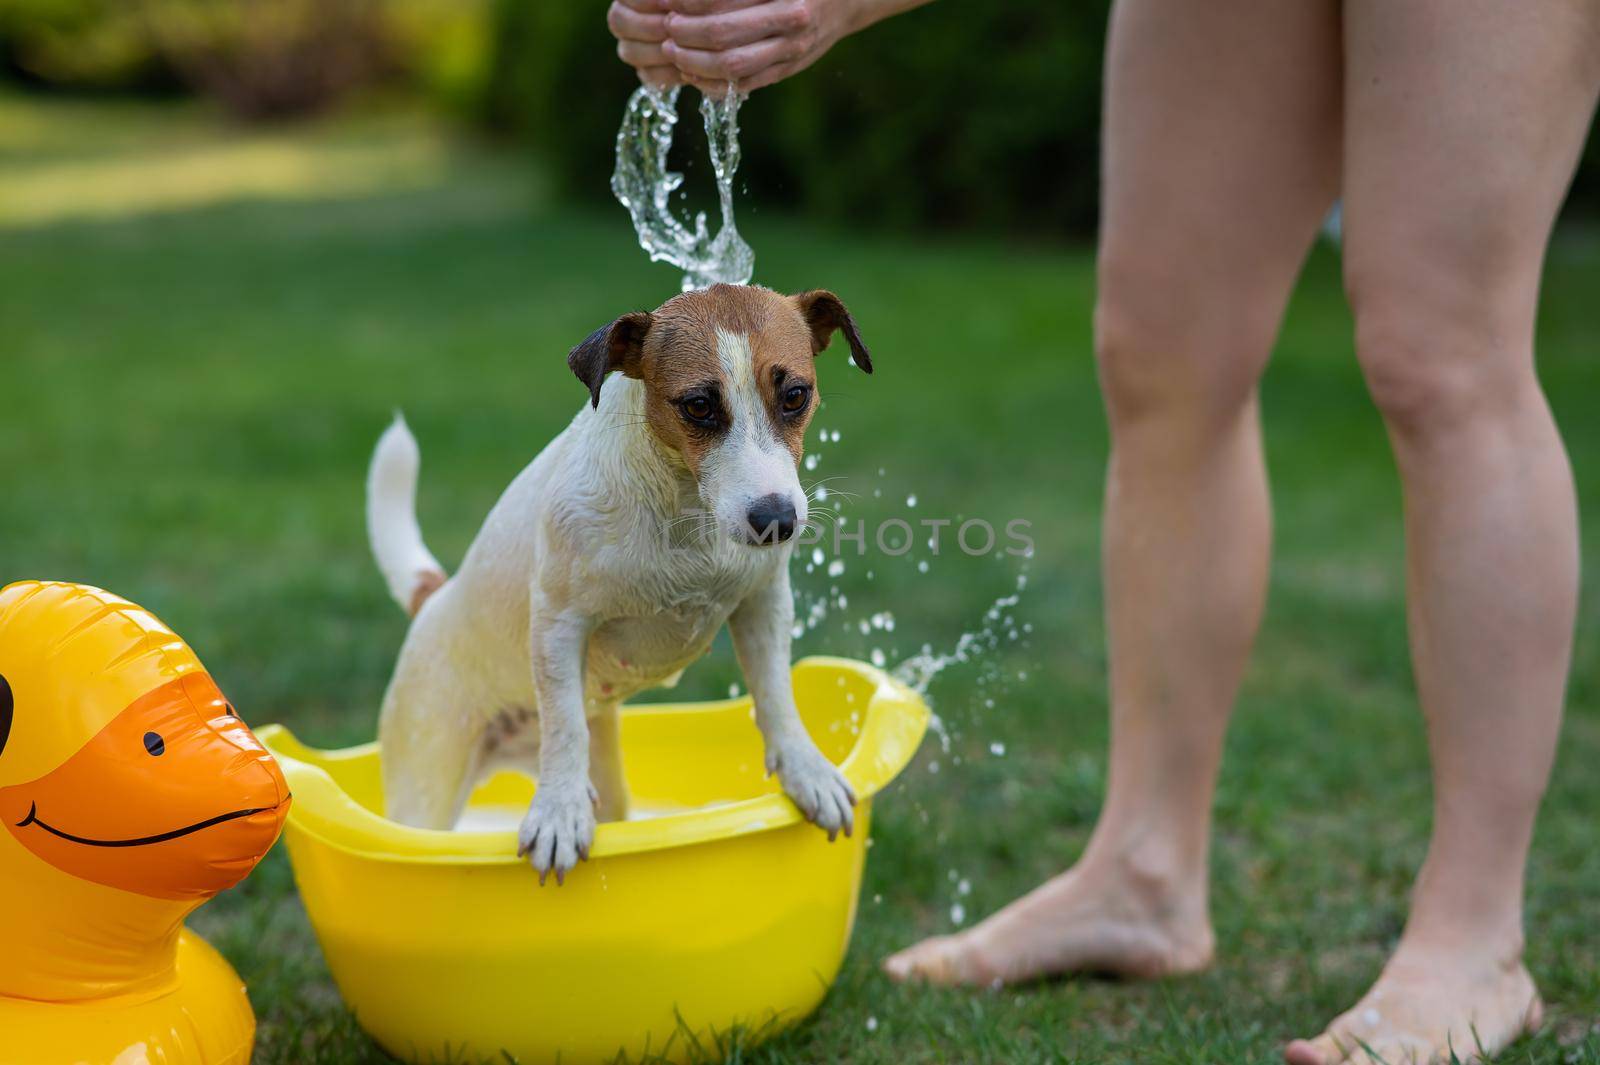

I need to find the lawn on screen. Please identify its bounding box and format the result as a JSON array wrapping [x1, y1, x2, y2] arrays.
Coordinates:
[[1, 93, 1597, 1065]]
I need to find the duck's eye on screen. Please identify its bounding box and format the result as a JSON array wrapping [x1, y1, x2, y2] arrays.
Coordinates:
[[143, 731, 165, 757], [679, 395, 718, 426], [0, 673, 12, 759], [781, 385, 811, 415]]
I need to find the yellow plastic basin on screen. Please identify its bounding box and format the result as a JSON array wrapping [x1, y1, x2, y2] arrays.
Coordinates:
[[257, 656, 927, 1064]]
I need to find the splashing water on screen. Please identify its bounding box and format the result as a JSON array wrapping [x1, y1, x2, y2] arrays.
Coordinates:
[[886, 574, 1029, 753], [612, 84, 755, 292]]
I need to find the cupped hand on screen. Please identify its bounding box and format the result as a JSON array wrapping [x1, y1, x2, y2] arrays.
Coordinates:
[[607, 0, 683, 88], [662, 0, 859, 94]]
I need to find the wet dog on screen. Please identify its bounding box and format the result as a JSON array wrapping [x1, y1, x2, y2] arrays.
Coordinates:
[[366, 284, 872, 882]]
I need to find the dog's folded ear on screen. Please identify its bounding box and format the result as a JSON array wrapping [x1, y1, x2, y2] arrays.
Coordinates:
[[792, 290, 872, 374], [568, 312, 653, 409]]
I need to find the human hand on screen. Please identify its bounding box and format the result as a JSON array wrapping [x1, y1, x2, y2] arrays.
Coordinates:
[[660, 0, 866, 94], [607, 0, 683, 89]]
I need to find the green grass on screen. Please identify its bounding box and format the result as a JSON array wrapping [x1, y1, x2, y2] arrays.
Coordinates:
[[2, 93, 1598, 1065]]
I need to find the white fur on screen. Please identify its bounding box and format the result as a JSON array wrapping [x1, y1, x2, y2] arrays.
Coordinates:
[[367, 414, 445, 612], [372, 337, 854, 885], [696, 329, 810, 543]]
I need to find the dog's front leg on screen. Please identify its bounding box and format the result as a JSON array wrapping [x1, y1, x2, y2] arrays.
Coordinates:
[[730, 569, 856, 840], [518, 605, 597, 885]]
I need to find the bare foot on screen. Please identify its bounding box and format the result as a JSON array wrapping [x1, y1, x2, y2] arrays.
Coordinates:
[[881, 859, 1214, 987], [1283, 947, 1543, 1065]]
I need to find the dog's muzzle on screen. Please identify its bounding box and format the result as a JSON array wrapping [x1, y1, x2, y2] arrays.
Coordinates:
[[746, 495, 797, 544]]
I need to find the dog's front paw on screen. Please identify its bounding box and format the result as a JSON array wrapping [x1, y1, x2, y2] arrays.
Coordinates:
[[517, 781, 598, 885], [769, 741, 857, 841]]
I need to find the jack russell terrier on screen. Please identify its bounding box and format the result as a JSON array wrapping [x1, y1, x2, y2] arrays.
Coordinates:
[[366, 283, 872, 883]]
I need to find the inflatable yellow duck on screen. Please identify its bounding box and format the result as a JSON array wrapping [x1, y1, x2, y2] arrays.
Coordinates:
[[0, 581, 290, 1065]]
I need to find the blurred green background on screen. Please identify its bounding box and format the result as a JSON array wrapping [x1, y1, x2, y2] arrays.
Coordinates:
[[8, 0, 1594, 236], [2, 3, 1598, 1064]]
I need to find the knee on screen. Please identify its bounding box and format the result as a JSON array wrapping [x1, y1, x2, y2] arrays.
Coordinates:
[[1094, 275, 1274, 431], [1347, 274, 1535, 443]]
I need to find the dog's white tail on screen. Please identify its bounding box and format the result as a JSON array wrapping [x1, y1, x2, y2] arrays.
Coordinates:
[[367, 414, 447, 617]]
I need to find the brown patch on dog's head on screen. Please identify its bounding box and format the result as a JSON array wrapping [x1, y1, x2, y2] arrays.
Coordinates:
[[568, 285, 871, 478]]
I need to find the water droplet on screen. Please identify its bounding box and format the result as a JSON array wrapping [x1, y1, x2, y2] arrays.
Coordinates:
[[989, 741, 1006, 757], [804, 454, 819, 470], [811, 547, 825, 566], [870, 648, 887, 668], [865, 1016, 879, 1033], [816, 486, 829, 500], [728, 683, 742, 697], [906, 494, 918, 508], [917, 560, 930, 574], [958, 878, 972, 896], [950, 903, 966, 925]]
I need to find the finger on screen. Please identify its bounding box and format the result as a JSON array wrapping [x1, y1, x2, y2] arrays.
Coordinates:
[[637, 65, 683, 88], [664, 0, 810, 51], [666, 0, 764, 15], [619, 38, 672, 69], [683, 74, 742, 97], [686, 60, 791, 97], [609, 1, 670, 41], [665, 35, 798, 82]]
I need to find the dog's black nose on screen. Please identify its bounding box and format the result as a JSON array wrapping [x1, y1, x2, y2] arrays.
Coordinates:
[[746, 495, 797, 544]]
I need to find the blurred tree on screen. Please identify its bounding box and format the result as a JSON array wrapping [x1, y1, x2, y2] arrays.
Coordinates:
[[138, 0, 391, 120], [0, 0, 490, 120], [0, 0, 171, 89]]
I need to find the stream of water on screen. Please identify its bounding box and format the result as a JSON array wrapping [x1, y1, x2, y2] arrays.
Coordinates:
[[612, 84, 755, 292]]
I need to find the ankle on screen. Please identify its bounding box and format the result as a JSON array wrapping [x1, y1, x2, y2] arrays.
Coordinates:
[[1081, 833, 1210, 924], [1391, 920, 1527, 976]]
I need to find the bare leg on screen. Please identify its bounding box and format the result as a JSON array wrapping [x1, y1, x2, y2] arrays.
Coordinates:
[[1284, 4, 1598, 1062], [885, 0, 1342, 986]]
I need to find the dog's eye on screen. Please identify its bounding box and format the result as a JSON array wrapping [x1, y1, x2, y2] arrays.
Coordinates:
[[781, 385, 811, 414], [680, 396, 717, 425]]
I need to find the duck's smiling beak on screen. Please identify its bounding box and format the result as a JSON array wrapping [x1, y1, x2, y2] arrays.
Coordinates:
[[0, 673, 290, 900]]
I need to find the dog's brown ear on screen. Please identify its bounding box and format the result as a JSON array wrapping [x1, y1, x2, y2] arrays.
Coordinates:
[[568, 312, 653, 408], [792, 290, 872, 374]]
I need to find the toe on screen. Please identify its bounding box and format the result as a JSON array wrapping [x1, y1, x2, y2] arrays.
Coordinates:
[[1285, 1032, 1348, 1065], [1522, 993, 1544, 1035], [883, 939, 938, 983], [882, 935, 976, 986]]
